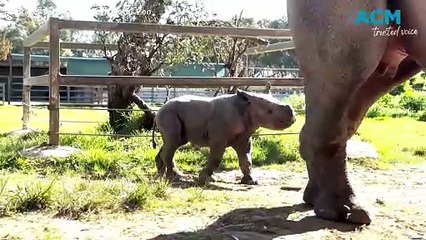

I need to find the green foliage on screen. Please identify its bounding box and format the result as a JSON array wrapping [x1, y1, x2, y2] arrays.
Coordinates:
[[400, 90, 426, 112], [5, 179, 55, 213], [0, 174, 169, 219], [0, 0, 76, 55], [390, 80, 410, 96], [282, 93, 305, 114], [251, 136, 301, 166], [366, 89, 426, 119], [0, 132, 46, 171], [356, 117, 426, 166], [123, 179, 168, 210], [417, 111, 426, 122]]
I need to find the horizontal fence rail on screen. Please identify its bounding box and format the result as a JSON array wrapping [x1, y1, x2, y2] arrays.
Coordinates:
[[58, 19, 293, 39], [246, 41, 295, 55], [33, 42, 118, 50], [59, 75, 305, 87], [23, 21, 50, 47]]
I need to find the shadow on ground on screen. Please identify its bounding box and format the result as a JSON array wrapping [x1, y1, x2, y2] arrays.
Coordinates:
[[149, 203, 363, 240]]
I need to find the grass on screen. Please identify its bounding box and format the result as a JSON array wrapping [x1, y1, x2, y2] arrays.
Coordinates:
[[0, 102, 425, 218], [0, 105, 108, 133], [355, 117, 426, 166]]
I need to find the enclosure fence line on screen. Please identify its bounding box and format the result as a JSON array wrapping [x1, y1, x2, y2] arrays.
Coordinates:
[[24, 104, 304, 140], [29, 131, 301, 139], [22, 17, 300, 146]]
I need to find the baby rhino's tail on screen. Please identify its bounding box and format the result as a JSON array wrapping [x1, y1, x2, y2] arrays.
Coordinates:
[[151, 120, 157, 149]]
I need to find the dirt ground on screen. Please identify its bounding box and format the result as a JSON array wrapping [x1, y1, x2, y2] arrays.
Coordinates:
[[1, 164, 425, 240]]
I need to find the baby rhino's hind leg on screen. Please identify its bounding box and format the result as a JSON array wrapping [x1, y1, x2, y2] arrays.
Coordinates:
[[154, 146, 166, 177], [157, 112, 187, 182]]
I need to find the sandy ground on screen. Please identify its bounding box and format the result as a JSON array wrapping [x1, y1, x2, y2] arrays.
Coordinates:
[[1, 164, 425, 240]]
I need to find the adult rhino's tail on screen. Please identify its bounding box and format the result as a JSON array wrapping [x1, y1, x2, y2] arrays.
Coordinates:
[[151, 120, 157, 149]]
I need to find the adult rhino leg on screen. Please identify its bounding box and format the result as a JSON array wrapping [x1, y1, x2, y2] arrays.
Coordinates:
[[288, 0, 388, 224], [300, 70, 378, 224], [303, 58, 420, 205], [346, 57, 421, 138]]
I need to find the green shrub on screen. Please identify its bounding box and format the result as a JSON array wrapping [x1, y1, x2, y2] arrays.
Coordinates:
[[7, 179, 56, 213], [282, 93, 305, 114], [366, 91, 426, 119], [122, 179, 168, 210], [366, 104, 386, 118], [0, 132, 46, 171], [390, 81, 410, 95], [400, 90, 426, 112], [252, 136, 301, 166], [417, 111, 426, 122]]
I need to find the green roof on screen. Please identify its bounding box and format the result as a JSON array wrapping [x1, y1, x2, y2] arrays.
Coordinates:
[[10, 53, 226, 77]]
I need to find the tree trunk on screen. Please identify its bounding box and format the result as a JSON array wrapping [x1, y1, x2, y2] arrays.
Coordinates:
[[107, 85, 134, 134], [107, 84, 156, 133], [130, 92, 156, 130]]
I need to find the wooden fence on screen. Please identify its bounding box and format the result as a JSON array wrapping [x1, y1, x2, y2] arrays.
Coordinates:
[[22, 17, 300, 146]]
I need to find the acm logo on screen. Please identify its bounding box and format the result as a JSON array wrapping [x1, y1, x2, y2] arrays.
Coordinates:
[[354, 9, 401, 25]]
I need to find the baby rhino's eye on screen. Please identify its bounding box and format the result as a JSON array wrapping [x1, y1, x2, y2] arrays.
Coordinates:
[[267, 109, 273, 114]]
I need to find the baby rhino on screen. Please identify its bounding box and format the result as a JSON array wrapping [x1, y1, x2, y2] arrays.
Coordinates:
[[154, 89, 296, 185]]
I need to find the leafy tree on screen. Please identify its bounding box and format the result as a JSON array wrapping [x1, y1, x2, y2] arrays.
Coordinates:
[[250, 16, 299, 77], [0, 0, 76, 55], [0, 0, 13, 60]]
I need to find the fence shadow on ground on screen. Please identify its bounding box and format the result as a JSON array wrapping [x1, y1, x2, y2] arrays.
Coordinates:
[[149, 203, 362, 240]]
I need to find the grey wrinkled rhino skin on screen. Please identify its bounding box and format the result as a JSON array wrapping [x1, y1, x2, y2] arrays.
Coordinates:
[[288, 0, 426, 224], [154, 89, 296, 185]]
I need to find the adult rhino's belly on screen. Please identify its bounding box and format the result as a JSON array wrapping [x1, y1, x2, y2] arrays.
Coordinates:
[[376, 35, 408, 78]]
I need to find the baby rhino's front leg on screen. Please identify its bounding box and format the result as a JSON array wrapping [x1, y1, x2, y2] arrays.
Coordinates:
[[198, 145, 226, 184], [233, 138, 258, 185]]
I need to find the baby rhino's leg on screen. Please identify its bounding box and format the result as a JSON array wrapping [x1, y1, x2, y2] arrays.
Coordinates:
[[198, 146, 226, 184], [154, 146, 166, 176], [157, 112, 187, 182], [233, 138, 257, 185]]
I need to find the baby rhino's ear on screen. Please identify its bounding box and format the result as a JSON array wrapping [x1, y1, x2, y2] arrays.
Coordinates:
[[237, 89, 251, 103]]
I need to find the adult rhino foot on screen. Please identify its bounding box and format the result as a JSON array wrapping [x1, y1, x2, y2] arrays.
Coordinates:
[[303, 179, 319, 206], [314, 193, 372, 224], [240, 175, 258, 185]]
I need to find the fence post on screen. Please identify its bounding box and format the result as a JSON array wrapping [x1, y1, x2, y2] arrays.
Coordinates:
[[66, 86, 70, 103], [22, 47, 31, 129], [243, 54, 249, 77], [8, 53, 12, 105], [48, 17, 60, 146]]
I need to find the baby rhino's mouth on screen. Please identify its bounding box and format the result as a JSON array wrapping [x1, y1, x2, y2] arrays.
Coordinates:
[[280, 118, 296, 127]]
